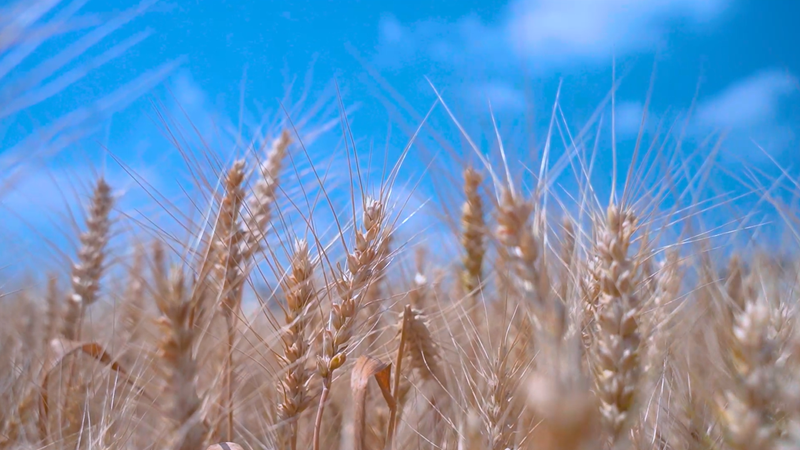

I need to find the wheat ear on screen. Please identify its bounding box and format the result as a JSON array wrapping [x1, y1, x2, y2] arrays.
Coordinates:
[[313, 198, 387, 450], [215, 160, 247, 443], [62, 177, 113, 341], [122, 244, 146, 352], [719, 285, 780, 449], [155, 266, 207, 450], [592, 204, 642, 445], [238, 129, 291, 262], [276, 239, 315, 450], [645, 250, 681, 374], [461, 167, 486, 302]]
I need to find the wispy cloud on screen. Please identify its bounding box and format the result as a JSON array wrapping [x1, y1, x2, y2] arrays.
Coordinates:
[[697, 69, 796, 130], [375, 15, 503, 71], [615, 100, 645, 136], [374, 0, 733, 123], [376, 0, 730, 72], [470, 81, 526, 112], [507, 0, 727, 63]]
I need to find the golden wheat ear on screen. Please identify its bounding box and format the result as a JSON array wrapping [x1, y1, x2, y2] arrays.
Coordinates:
[[313, 197, 389, 450], [155, 265, 207, 450], [213, 160, 247, 443], [276, 239, 316, 450], [62, 177, 114, 341], [717, 279, 782, 450], [461, 166, 486, 304], [591, 204, 643, 446]]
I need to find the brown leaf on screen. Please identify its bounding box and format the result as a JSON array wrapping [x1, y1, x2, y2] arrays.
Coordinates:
[[38, 338, 151, 440], [46, 339, 128, 374], [206, 442, 245, 450], [386, 304, 413, 450], [351, 355, 393, 450]]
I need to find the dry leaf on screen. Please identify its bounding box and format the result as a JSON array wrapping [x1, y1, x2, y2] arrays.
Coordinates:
[[351, 355, 393, 450], [206, 442, 245, 450], [38, 338, 149, 439]]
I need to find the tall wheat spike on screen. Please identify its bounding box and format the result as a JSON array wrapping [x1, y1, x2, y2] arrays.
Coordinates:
[[276, 239, 316, 450], [313, 198, 387, 450], [215, 160, 247, 443], [62, 178, 114, 341], [461, 167, 486, 302], [592, 204, 642, 446], [155, 266, 207, 450]]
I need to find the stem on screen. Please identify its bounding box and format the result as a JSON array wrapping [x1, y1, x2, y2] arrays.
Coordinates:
[[290, 422, 298, 450], [313, 383, 330, 450], [386, 305, 411, 450], [76, 305, 85, 341], [225, 313, 235, 442]]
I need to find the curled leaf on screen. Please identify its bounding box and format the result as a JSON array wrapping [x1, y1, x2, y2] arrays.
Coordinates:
[[350, 355, 393, 450], [206, 442, 245, 450], [38, 338, 151, 440]]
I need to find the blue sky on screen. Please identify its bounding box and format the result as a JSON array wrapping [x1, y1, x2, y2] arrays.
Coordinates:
[[1, 0, 800, 273]]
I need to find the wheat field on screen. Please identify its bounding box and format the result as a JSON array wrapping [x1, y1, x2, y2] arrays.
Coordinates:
[[3, 117, 799, 450], [3, 2, 800, 450]]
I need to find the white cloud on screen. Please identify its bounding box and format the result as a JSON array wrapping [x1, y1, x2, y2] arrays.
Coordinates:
[[697, 70, 795, 129], [376, 0, 730, 71], [472, 82, 526, 112], [507, 0, 728, 62], [615, 100, 645, 136], [375, 15, 504, 71], [379, 15, 405, 45], [168, 70, 230, 140], [374, 0, 732, 114]]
